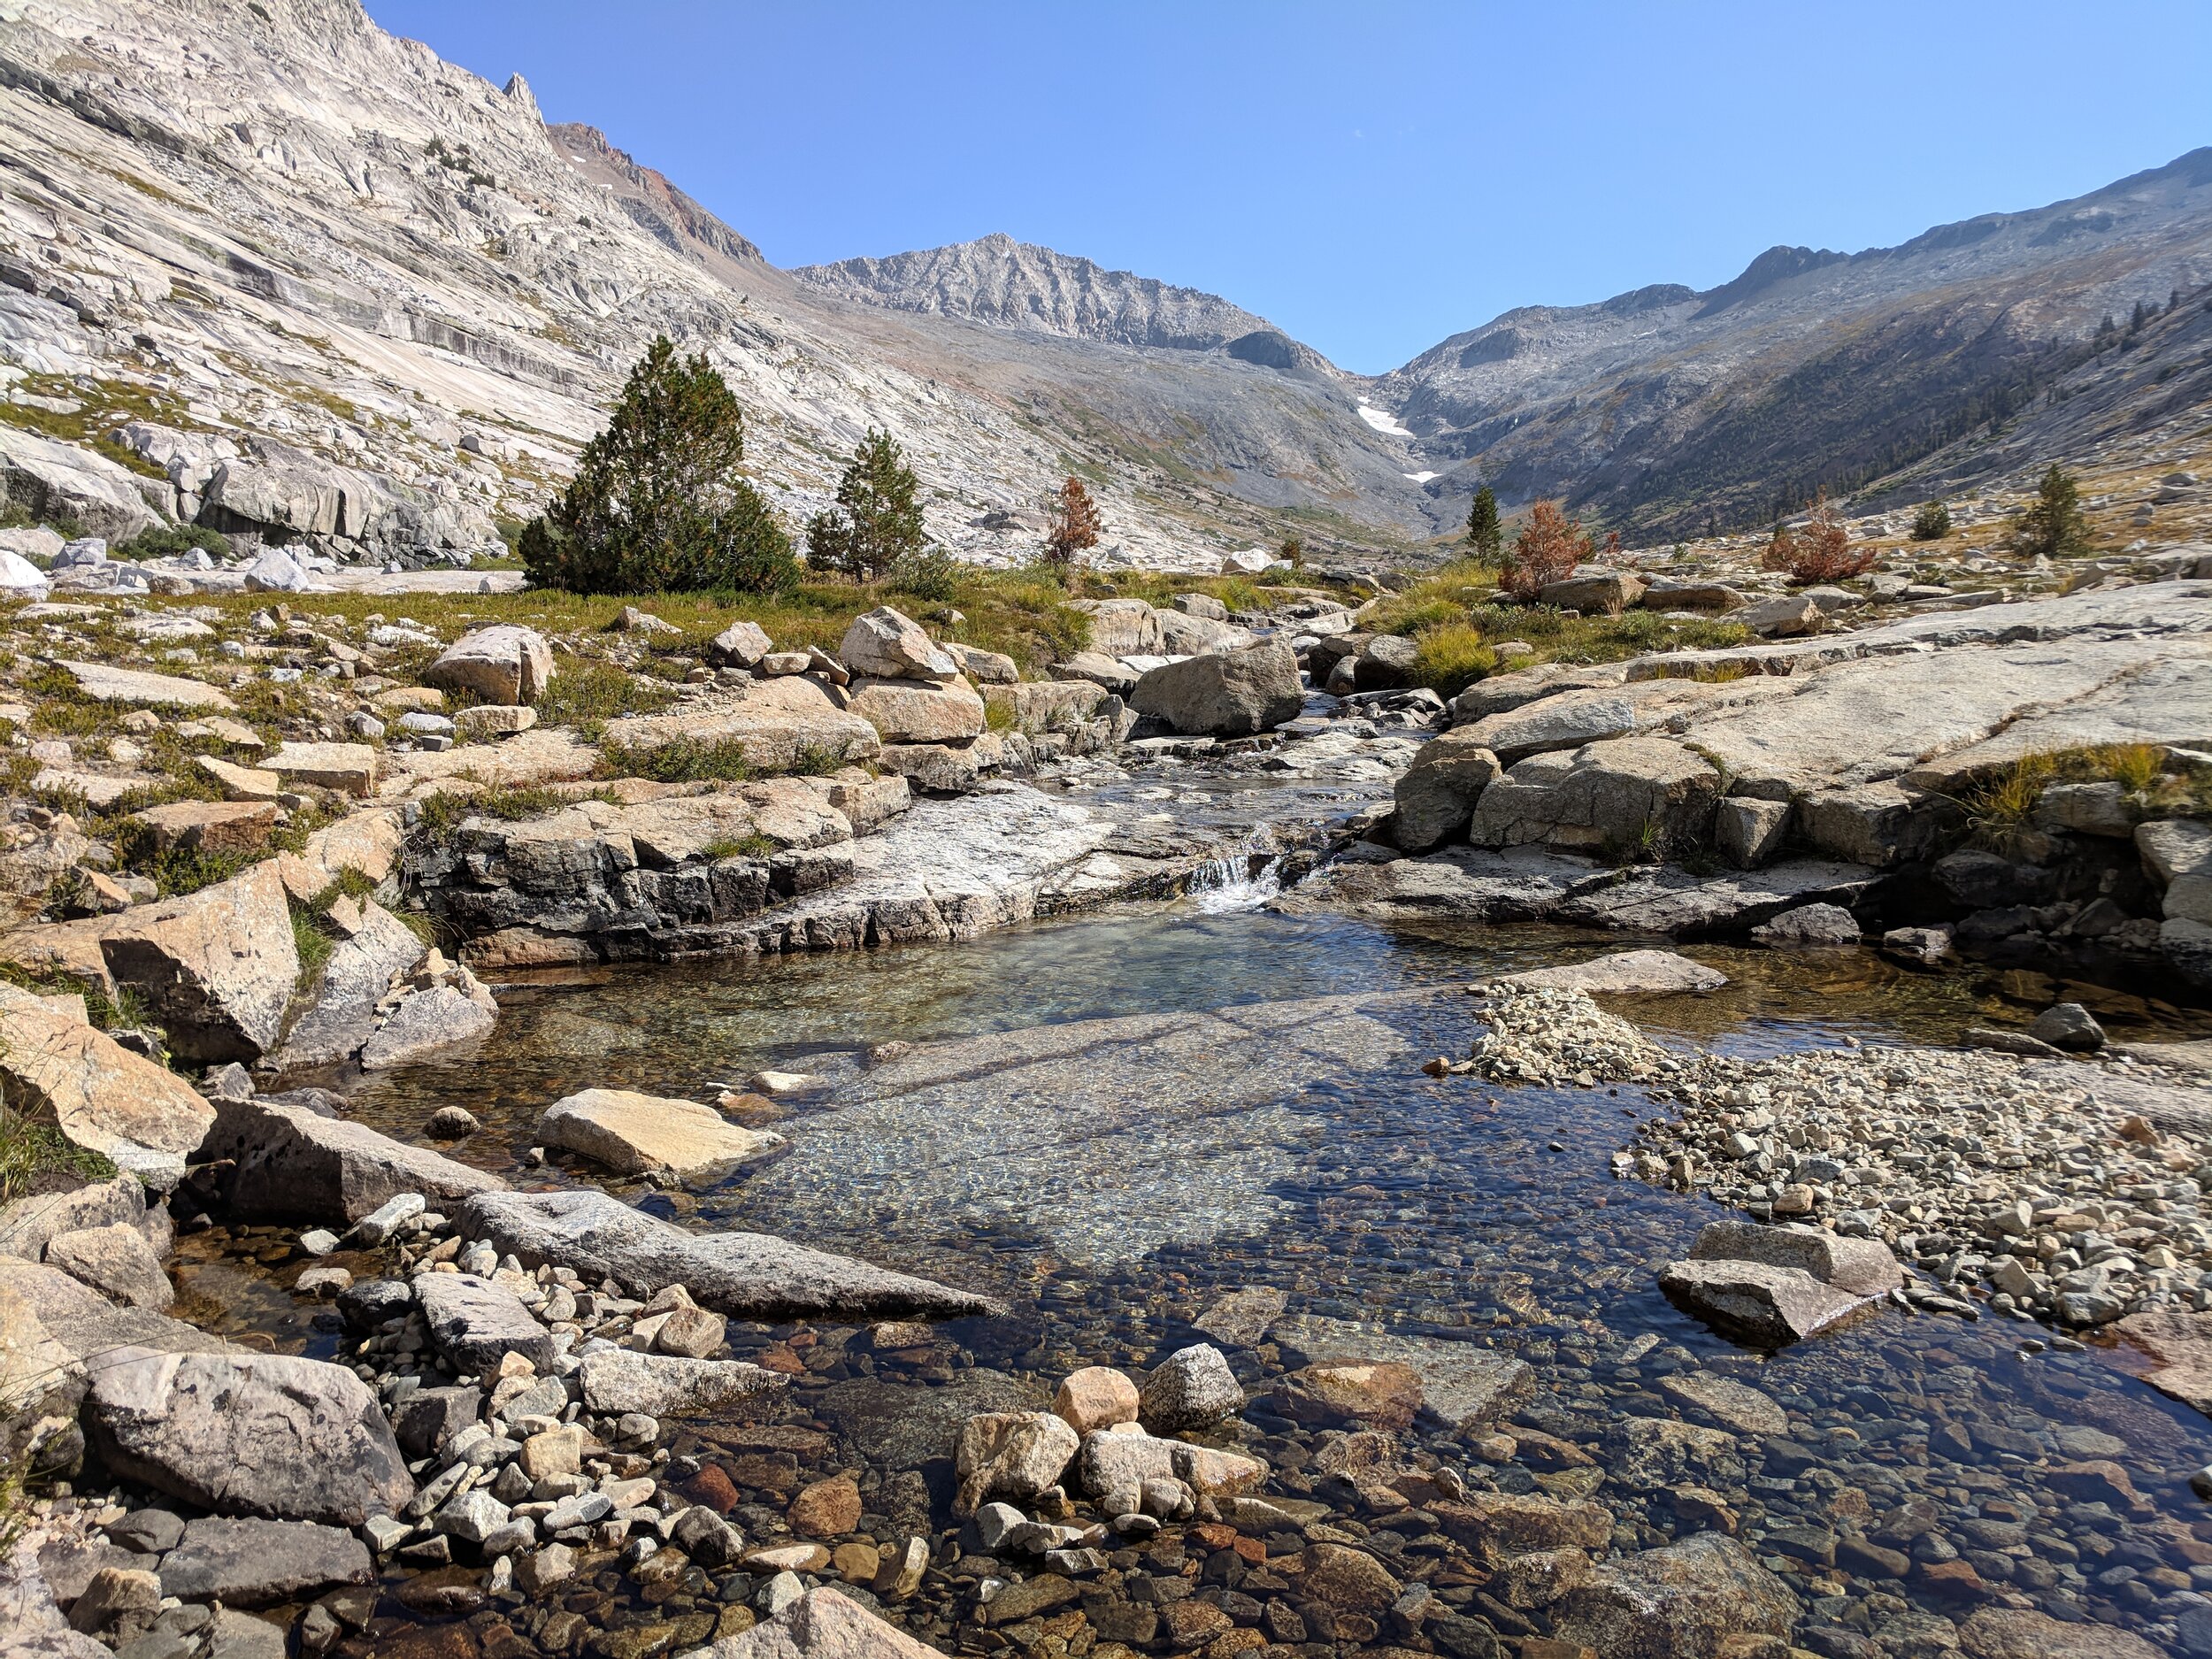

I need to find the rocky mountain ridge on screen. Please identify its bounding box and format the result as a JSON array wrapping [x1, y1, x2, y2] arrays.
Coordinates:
[[791, 232, 1286, 356], [0, 0, 2206, 580], [1372, 148, 2212, 536]]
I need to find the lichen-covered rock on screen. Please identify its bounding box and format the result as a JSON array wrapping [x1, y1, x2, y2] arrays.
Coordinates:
[[1136, 1342, 1243, 1432], [952, 1410, 1079, 1516], [85, 1348, 412, 1525]]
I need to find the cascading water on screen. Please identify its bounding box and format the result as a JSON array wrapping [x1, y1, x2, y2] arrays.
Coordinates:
[[1185, 833, 1288, 912]]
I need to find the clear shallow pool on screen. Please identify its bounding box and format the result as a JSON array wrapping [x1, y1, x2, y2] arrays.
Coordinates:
[[325, 903, 2212, 1649]]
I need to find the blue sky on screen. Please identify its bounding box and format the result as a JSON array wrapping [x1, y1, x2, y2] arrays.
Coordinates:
[[367, 2, 2212, 376]]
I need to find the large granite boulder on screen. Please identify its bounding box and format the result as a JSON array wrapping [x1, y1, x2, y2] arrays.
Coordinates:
[[155, 1517, 371, 1607], [0, 426, 161, 541], [1077, 598, 1164, 657], [275, 900, 428, 1070], [952, 1410, 1079, 1515], [1130, 639, 1303, 736], [1686, 1218, 1902, 1294], [1471, 737, 1721, 857], [413, 1272, 557, 1372], [424, 625, 554, 705], [85, 1348, 412, 1525], [0, 1536, 109, 1659], [699, 1586, 943, 1657], [601, 675, 880, 772], [1659, 1259, 1877, 1347], [0, 985, 213, 1175], [1495, 949, 1726, 996], [356, 979, 495, 1069], [1540, 570, 1647, 614], [56, 659, 234, 712], [457, 1188, 1003, 1322], [846, 676, 986, 743], [195, 1096, 505, 1225], [0, 1175, 163, 1263], [839, 607, 958, 681], [575, 1348, 785, 1417], [43, 1224, 171, 1310], [96, 861, 297, 1064], [1392, 731, 1502, 852]]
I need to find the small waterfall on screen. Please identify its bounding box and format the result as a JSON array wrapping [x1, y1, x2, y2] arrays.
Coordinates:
[[1187, 835, 1288, 913]]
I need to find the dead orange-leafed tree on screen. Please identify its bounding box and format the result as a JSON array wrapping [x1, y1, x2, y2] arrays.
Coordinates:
[[1044, 475, 1102, 571], [1763, 495, 1873, 583], [1500, 499, 1594, 599]]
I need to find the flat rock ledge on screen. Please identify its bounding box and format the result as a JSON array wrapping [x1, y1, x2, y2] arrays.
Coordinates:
[[457, 1189, 1005, 1323]]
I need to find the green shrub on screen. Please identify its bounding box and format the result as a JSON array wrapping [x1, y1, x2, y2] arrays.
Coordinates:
[[701, 832, 777, 860], [887, 547, 961, 603], [1909, 500, 1952, 541], [534, 658, 680, 737], [522, 335, 798, 595], [599, 734, 756, 783], [111, 525, 231, 562]]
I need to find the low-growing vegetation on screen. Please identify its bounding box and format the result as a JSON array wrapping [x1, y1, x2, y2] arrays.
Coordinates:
[[1361, 557, 1750, 690], [0, 1094, 115, 1203], [1762, 497, 1874, 583], [1953, 741, 2191, 848]]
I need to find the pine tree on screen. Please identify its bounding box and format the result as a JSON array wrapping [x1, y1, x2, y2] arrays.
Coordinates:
[[522, 336, 795, 595], [1465, 485, 1502, 559], [2012, 464, 2092, 557], [1910, 499, 1952, 541], [1044, 476, 1102, 571], [804, 428, 926, 580]]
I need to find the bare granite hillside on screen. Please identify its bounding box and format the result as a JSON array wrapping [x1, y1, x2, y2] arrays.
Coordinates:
[[1371, 150, 2212, 538]]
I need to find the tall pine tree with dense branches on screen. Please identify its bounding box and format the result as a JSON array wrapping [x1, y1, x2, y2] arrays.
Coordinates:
[[2012, 465, 2092, 557], [521, 336, 795, 595], [805, 428, 927, 580], [1465, 485, 1502, 560]]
